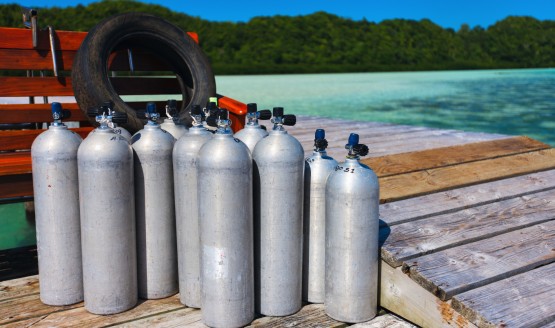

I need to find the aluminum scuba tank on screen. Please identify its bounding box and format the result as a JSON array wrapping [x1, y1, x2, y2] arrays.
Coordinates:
[[198, 109, 255, 327], [132, 102, 178, 299], [252, 107, 304, 316], [325, 133, 379, 323], [31, 102, 83, 306], [160, 99, 188, 139], [302, 129, 338, 304], [173, 104, 213, 308], [78, 108, 137, 315], [233, 103, 271, 153], [87, 101, 132, 141]]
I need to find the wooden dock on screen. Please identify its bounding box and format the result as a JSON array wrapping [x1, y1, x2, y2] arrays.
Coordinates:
[[2, 116, 555, 327]]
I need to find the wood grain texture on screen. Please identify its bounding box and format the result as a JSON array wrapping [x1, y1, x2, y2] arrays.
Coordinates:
[[0, 28, 85, 51], [0, 152, 32, 175], [248, 303, 346, 327], [0, 103, 87, 123], [380, 169, 555, 227], [379, 148, 555, 203], [0, 294, 82, 325], [380, 188, 555, 267], [452, 262, 555, 328], [110, 307, 204, 327], [0, 127, 91, 151], [404, 221, 555, 300], [0, 275, 38, 301], [380, 261, 476, 328], [350, 313, 418, 328], [363, 136, 549, 177], [2, 295, 184, 327], [0, 173, 33, 199]]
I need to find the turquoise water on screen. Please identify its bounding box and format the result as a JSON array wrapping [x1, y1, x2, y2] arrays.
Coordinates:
[[216, 68, 555, 145]]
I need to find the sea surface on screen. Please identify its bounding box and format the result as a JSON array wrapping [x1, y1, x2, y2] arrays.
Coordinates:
[[216, 68, 555, 146]]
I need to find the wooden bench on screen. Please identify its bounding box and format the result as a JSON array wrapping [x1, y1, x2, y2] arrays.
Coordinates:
[[0, 26, 246, 202]]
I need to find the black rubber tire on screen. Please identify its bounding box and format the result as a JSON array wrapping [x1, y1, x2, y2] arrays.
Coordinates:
[[72, 12, 216, 133]]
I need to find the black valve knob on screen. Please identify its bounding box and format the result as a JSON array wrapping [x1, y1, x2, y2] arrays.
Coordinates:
[[282, 114, 296, 126], [258, 109, 272, 120], [246, 103, 257, 113], [206, 116, 217, 127], [112, 112, 128, 124], [353, 144, 369, 157], [191, 104, 202, 116], [273, 107, 284, 117]]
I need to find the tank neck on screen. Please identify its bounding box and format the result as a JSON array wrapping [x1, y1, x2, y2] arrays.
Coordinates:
[[48, 124, 68, 130], [312, 150, 327, 157], [344, 157, 360, 165], [144, 123, 161, 130], [270, 129, 288, 135], [95, 125, 114, 133]]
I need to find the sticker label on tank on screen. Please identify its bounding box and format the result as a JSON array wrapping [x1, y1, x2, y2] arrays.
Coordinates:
[[335, 165, 355, 173]]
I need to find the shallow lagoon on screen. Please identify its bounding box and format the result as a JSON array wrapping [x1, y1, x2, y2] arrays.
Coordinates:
[[216, 68, 555, 145]]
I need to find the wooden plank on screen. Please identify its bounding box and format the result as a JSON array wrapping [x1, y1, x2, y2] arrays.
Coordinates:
[[379, 148, 555, 203], [0, 152, 32, 176], [0, 174, 33, 199], [380, 261, 476, 328], [0, 127, 92, 151], [1, 294, 185, 327], [380, 188, 555, 267], [0, 103, 87, 123], [0, 28, 85, 51], [0, 275, 38, 302], [363, 136, 549, 177], [0, 49, 76, 71], [248, 303, 346, 327], [350, 313, 418, 327], [380, 169, 555, 227], [109, 308, 202, 327], [404, 221, 555, 300], [0, 77, 181, 97], [452, 262, 555, 328]]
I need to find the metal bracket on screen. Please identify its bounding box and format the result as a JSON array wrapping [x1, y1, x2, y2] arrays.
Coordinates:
[[21, 7, 58, 77]]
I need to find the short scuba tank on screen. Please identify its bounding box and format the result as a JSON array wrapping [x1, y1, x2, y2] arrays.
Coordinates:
[[325, 133, 379, 323], [160, 99, 188, 139], [233, 103, 271, 153]]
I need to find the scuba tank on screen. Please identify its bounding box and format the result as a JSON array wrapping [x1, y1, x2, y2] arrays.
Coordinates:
[[302, 129, 337, 304], [87, 101, 132, 140], [78, 105, 137, 314], [198, 109, 254, 327], [173, 104, 213, 308], [31, 102, 83, 306], [252, 107, 304, 316], [325, 133, 379, 323], [160, 99, 188, 139], [132, 102, 178, 299], [233, 103, 271, 153]]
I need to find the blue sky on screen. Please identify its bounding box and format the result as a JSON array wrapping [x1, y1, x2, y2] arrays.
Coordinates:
[[7, 0, 555, 29]]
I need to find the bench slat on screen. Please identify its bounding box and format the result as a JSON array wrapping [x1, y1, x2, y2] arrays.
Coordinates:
[[0, 76, 182, 97], [0, 127, 92, 151], [0, 103, 87, 123]]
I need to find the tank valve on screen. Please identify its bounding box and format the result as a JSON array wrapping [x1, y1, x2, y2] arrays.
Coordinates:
[[345, 133, 369, 158], [50, 102, 71, 126], [271, 107, 296, 130], [206, 109, 232, 133], [166, 99, 178, 121], [245, 103, 272, 126]]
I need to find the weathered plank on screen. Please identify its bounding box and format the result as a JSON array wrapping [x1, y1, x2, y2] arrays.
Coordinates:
[[380, 261, 476, 328], [0, 127, 92, 151], [2, 294, 184, 327], [0, 152, 31, 176], [380, 169, 555, 226], [363, 136, 549, 177], [380, 188, 555, 267], [248, 303, 347, 327], [452, 262, 555, 328], [404, 221, 555, 300], [350, 313, 418, 328], [0, 294, 82, 325], [0, 275, 38, 302], [0, 174, 33, 199], [380, 148, 555, 203], [0, 103, 86, 123], [109, 307, 204, 327]]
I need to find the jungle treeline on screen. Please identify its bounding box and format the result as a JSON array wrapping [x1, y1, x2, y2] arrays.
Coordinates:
[[1, 0, 554, 74]]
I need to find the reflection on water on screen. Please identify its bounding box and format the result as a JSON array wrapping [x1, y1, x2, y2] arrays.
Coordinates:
[[216, 68, 555, 145]]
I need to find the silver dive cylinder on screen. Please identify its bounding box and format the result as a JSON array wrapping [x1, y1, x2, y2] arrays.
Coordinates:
[[252, 107, 304, 316], [31, 102, 83, 306], [233, 103, 271, 153], [78, 108, 137, 314], [325, 133, 379, 323], [160, 99, 188, 139], [303, 129, 337, 304], [87, 101, 132, 140], [132, 102, 178, 299], [173, 104, 213, 308], [198, 109, 255, 328]]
